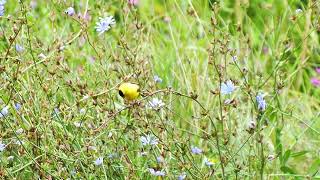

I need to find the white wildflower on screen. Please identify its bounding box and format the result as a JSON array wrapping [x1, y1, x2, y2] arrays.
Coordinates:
[[79, 108, 86, 114], [295, 9, 303, 14], [14, 139, 24, 146], [148, 98, 165, 109], [7, 156, 14, 161], [224, 99, 232, 105], [149, 168, 165, 176], [139, 151, 148, 156], [74, 121, 82, 128], [88, 146, 97, 151], [140, 134, 158, 146], [38, 53, 47, 59], [16, 128, 24, 135], [108, 132, 113, 138], [83, 95, 90, 100], [248, 120, 256, 130]]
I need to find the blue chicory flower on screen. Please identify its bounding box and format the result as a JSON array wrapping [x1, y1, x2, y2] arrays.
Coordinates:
[[256, 93, 267, 111], [221, 80, 236, 95], [191, 146, 202, 155], [95, 16, 116, 35]]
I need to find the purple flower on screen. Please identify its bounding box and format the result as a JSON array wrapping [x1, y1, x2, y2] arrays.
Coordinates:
[[94, 157, 103, 166], [191, 146, 202, 155], [0, 106, 9, 118], [156, 156, 164, 163], [311, 77, 320, 87], [232, 56, 238, 62], [0, 6, 4, 16], [316, 68, 320, 74], [65, 7, 75, 16], [0, 142, 6, 151], [15, 44, 24, 53], [128, 0, 139, 6], [0, 0, 6, 17], [256, 93, 267, 111], [14, 103, 22, 111], [153, 75, 162, 83], [178, 172, 186, 180]]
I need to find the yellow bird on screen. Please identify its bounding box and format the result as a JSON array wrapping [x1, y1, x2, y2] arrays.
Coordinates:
[[118, 82, 140, 101]]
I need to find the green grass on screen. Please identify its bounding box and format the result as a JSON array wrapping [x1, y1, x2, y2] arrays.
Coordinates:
[[0, 0, 319, 179]]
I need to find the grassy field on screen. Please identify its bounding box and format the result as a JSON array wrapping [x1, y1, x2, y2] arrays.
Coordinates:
[[0, 0, 320, 179]]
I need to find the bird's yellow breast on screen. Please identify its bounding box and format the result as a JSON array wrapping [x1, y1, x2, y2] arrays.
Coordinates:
[[118, 83, 140, 100]]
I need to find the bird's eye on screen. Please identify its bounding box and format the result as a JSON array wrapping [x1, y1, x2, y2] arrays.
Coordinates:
[[119, 90, 124, 97]]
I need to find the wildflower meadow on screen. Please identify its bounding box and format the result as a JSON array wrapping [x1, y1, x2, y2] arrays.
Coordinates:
[[0, 0, 320, 179]]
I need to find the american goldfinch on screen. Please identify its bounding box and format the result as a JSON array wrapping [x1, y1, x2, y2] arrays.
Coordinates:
[[118, 82, 140, 101]]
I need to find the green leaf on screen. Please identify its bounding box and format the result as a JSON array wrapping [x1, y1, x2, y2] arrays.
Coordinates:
[[291, 151, 309, 158], [275, 128, 283, 162], [283, 150, 291, 165], [280, 166, 296, 174], [308, 159, 320, 175]]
